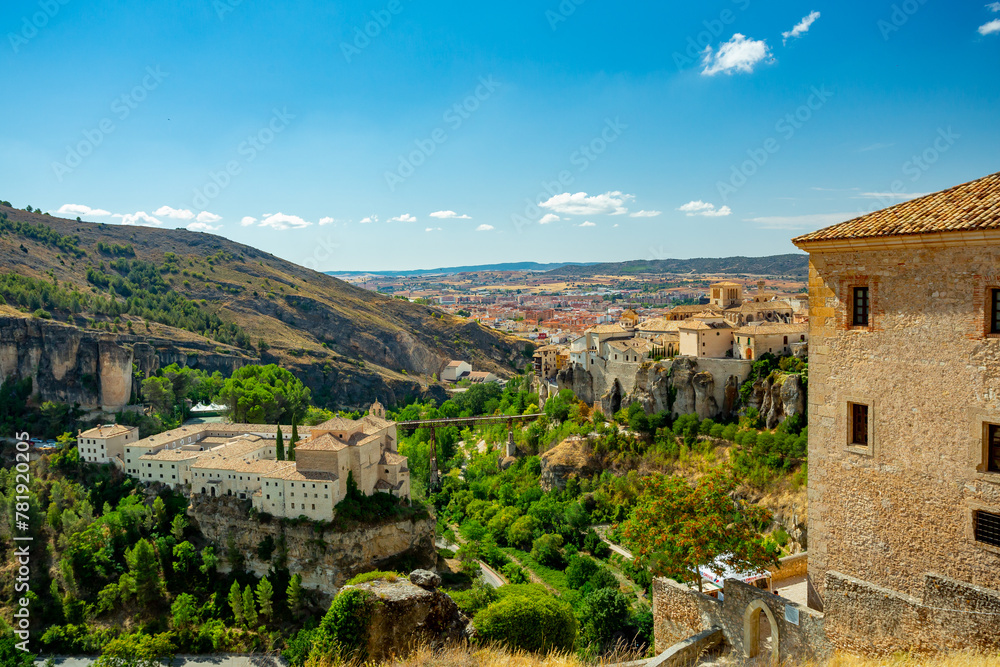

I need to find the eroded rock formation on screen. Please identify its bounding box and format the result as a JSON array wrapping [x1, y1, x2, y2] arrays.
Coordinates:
[[187, 495, 436, 594]]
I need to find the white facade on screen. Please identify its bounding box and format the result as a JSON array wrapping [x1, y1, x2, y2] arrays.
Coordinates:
[[77, 424, 139, 465], [442, 360, 472, 382]]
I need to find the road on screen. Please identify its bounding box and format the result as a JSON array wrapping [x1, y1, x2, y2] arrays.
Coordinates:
[[592, 523, 634, 560], [37, 655, 286, 667], [436, 537, 506, 588]]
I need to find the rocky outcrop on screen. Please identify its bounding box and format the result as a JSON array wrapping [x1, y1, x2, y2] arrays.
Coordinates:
[[186, 495, 436, 594], [342, 576, 469, 663], [0, 316, 253, 411], [748, 373, 807, 429], [539, 436, 599, 491], [557, 356, 805, 426]]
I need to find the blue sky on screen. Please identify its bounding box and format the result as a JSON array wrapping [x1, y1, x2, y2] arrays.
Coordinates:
[[2, 0, 998, 271]]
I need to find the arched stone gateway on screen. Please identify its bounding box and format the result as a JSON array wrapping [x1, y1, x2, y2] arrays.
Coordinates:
[[743, 599, 779, 663]]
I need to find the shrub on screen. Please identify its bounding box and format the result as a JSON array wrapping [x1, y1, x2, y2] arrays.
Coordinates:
[[589, 567, 619, 591], [566, 555, 600, 590], [473, 594, 577, 653], [344, 570, 401, 586], [530, 533, 564, 568], [309, 588, 379, 662], [583, 587, 631, 643]]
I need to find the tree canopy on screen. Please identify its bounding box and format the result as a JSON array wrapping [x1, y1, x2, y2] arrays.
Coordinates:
[[219, 364, 311, 424]]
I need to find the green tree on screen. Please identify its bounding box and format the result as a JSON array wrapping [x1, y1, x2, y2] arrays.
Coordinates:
[[276, 425, 285, 461], [243, 584, 258, 627], [289, 421, 299, 461], [473, 594, 577, 653], [125, 539, 161, 605], [93, 632, 175, 667], [152, 497, 168, 533], [256, 577, 274, 622], [219, 364, 311, 423], [141, 376, 175, 415], [199, 546, 218, 576], [583, 587, 631, 644], [172, 541, 197, 576], [286, 573, 303, 615], [228, 580, 244, 624], [171, 593, 199, 629], [530, 533, 564, 568], [618, 471, 777, 591], [170, 514, 187, 541], [506, 514, 540, 549]]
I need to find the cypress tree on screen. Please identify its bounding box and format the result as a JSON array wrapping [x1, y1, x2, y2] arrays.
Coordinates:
[[276, 426, 284, 461], [289, 422, 298, 461], [242, 584, 258, 627]]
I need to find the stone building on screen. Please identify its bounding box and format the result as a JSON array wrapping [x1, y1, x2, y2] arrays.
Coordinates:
[[77, 423, 139, 465], [733, 322, 808, 360], [124, 401, 410, 521], [792, 171, 1000, 653], [678, 314, 735, 358]]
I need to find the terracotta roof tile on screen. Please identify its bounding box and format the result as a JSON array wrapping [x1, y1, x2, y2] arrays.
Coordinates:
[[793, 171, 1000, 244]]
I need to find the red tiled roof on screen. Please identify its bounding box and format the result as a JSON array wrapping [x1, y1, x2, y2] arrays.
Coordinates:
[[793, 171, 1000, 244]]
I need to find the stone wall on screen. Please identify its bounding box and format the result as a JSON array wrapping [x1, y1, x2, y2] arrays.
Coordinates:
[[805, 245, 1000, 602], [187, 495, 436, 594], [652, 576, 829, 663], [824, 571, 1000, 656]]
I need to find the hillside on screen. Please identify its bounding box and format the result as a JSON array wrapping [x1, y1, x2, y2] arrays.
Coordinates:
[[544, 254, 809, 278], [327, 261, 592, 277], [0, 206, 532, 410]]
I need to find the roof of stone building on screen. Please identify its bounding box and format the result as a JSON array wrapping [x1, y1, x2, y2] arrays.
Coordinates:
[[793, 171, 1000, 244], [725, 300, 794, 314], [79, 424, 135, 438], [139, 447, 208, 462], [192, 458, 292, 474], [296, 433, 348, 452], [379, 450, 407, 466], [267, 467, 338, 482], [679, 319, 734, 331], [589, 323, 629, 334], [636, 317, 684, 332], [312, 416, 362, 432], [711, 281, 742, 287], [734, 323, 809, 335]]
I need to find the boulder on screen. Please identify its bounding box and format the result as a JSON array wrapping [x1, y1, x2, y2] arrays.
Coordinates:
[[409, 569, 441, 589], [539, 436, 598, 492], [344, 577, 469, 662]]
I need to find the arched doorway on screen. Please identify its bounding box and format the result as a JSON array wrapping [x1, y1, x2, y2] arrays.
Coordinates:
[[745, 348, 754, 360], [201, 487, 206, 495], [743, 600, 779, 663], [210, 486, 216, 497]]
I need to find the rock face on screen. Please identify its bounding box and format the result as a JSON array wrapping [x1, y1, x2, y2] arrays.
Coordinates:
[[345, 576, 468, 663], [556, 356, 806, 426], [0, 316, 251, 411], [187, 495, 436, 593], [539, 436, 599, 492]]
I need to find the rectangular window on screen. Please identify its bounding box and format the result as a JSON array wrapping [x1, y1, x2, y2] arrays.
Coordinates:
[[852, 287, 870, 327], [987, 424, 1000, 473], [974, 510, 1000, 548], [992, 289, 1000, 335], [850, 403, 869, 446]]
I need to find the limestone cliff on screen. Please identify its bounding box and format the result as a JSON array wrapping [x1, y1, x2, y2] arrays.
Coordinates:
[[557, 356, 805, 425], [186, 495, 436, 593], [0, 315, 251, 411]]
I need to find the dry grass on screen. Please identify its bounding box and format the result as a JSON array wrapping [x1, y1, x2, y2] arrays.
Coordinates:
[[303, 645, 1000, 667]]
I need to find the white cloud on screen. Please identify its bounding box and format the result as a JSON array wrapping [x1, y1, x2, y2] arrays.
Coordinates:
[[186, 221, 221, 232], [579, 221, 596, 227], [196, 211, 222, 223], [112, 211, 163, 227], [701, 34, 773, 75], [389, 213, 417, 223], [539, 214, 561, 225], [678, 200, 732, 217], [476, 224, 494, 231], [258, 213, 312, 230], [429, 210, 471, 219], [782, 11, 820, 44], [153, 205, 196, 220], [56, 204, 111, 218], [980, 18, 1000, 34], [540, 191, 633, 216], [989, 2, 1000, 11], [319, 217, 342, 226], [425, 227, 443, 233], [629, 210, 661, 218], [359, 215, 378, 224], [612, 223, 619, 228], [240, 216, 258, 227], [748, 212, 855, 230]]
